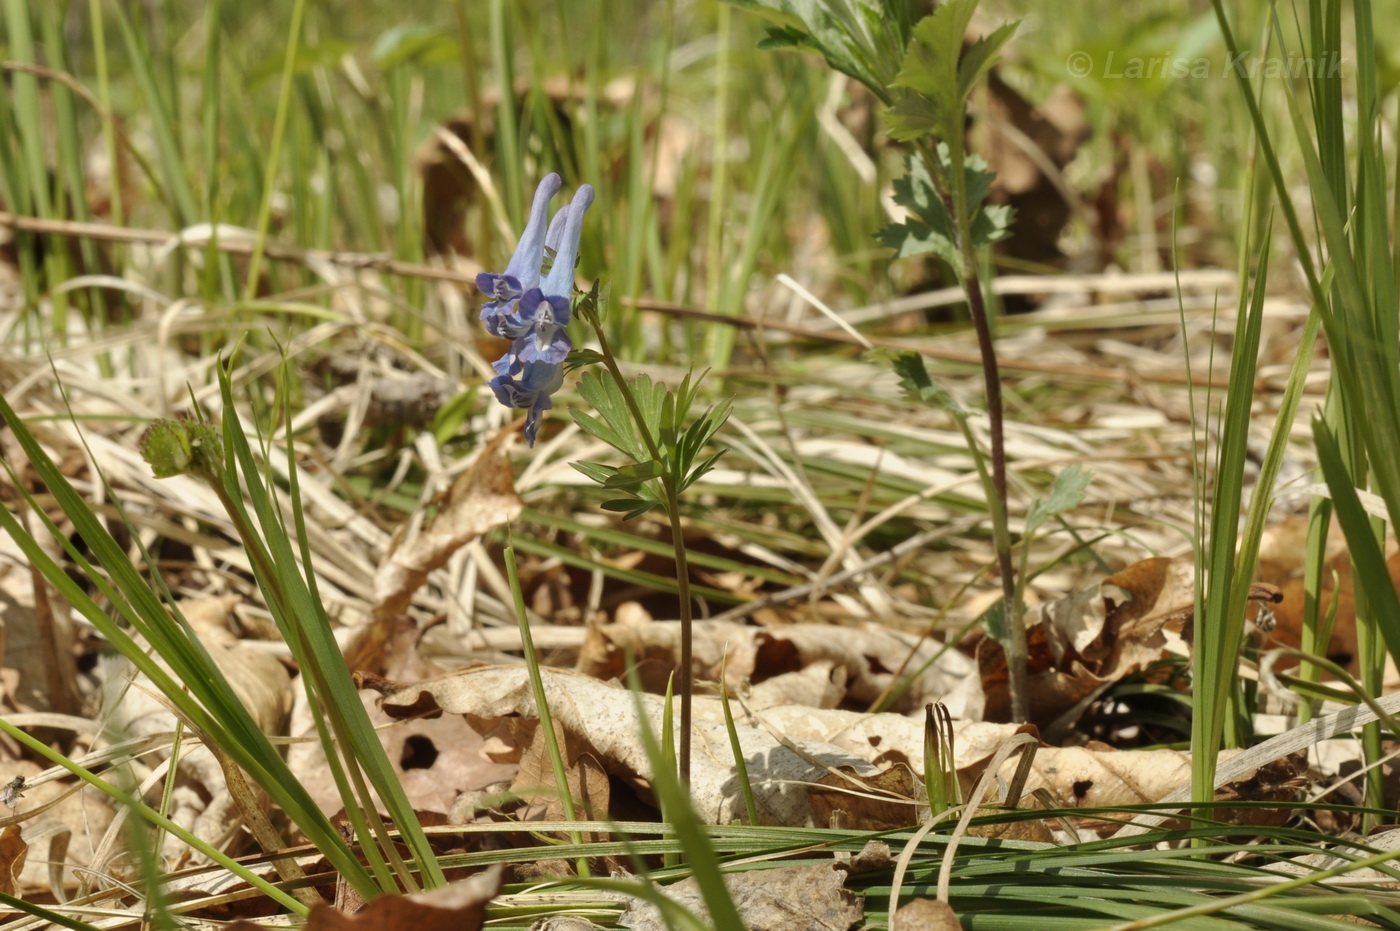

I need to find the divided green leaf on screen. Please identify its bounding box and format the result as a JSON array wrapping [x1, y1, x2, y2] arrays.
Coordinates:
[[1024, 464, 1092, 536], [877, 151, 1014, 264]]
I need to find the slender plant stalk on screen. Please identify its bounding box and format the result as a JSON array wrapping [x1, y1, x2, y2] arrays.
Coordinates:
[[589, 319, 695, 785], [916, 139, 1022, 722]]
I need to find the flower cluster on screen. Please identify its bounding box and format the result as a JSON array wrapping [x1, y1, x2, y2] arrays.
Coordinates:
[[477, 174, 594, 446]]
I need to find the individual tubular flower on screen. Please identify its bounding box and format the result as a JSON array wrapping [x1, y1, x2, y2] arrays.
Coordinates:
[[488, 359, 566, 447], [478, 177, 594, 446], [476, 173, 563, 336]]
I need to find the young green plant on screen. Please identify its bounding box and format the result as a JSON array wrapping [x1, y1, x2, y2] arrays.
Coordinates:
[[732, 0, 1026, 719], [570, 284, 733, 786]]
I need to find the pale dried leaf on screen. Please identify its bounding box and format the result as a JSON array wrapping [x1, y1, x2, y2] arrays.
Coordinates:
[[376, 667, 1021, 826], [618, 861, 861, 931], [373, 436, 522, 623], [98, 597, 291, 865], [578, 620, 983, 718]]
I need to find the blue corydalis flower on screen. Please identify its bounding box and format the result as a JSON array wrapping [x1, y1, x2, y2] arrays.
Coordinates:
[[479, 176, 594, 446], [476, 173, 562, 334]]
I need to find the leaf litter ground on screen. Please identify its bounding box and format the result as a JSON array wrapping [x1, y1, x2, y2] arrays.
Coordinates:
[[0, 261, 1387, 926]]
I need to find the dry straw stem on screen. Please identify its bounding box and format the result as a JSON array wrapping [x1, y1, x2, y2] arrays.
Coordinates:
[[0, 211, 1308, 396]]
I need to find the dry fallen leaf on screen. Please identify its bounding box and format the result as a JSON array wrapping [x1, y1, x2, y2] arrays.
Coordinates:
[[372, 665, 1020, 827], [372, 431, 523, 626], [578, 619, 983, 719], [511, 716, 612, 828], [227, 865, 502, 931], [982, 557, 1272, 724], [96, 597, 291, 869], [809, 763, 920, 832], [892, 897, 963, 931], [0, 824, 27, 897], [373, 666, 1283, 832], [618, 861, 862, 931]]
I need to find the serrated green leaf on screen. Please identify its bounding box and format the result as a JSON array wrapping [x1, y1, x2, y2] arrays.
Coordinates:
[[889, 4, 1017, 144], [889, 351, 967, 416], [876, 219, 961, 265], [878, 151, 1013, 262], [957, 20, 1019, 98], [886, 91, 943, 142], [725, 0, 914, 102], [973, 203, 1016, 248], [890, 0, 980, 140], [1024, 465, 1092, 536], [757, 25, 809, 51]]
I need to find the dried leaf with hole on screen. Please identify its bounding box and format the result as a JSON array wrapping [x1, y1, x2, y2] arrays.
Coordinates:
[[511, 716, 611, 831], [371, 666, 1023, 827], [577, 619, 983, 719], [809, 763, 920, 831]]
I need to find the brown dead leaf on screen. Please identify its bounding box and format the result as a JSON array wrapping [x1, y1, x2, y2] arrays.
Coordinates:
[[893, 898, 963, 931], [578, 619, 983, 719], [967, 816, 1055, 843], [1260, 517, 1400, 672], [843, 839, 894, 873], [982, 557, 1276, 724], [373, 666, 1022, 827], [372, 432, 522, 625], [618, 861, 862, 931], [1211, 753, 1308, 828], [228, 865, 502, 931], [0, 824, 26, 897], [809, 763, 919, 831], [512, 717, 611, 829]]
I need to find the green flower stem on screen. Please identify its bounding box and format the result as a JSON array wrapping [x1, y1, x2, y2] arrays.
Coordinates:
[[917, 137, 1024, 723], [588, 319, 696, 787]]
